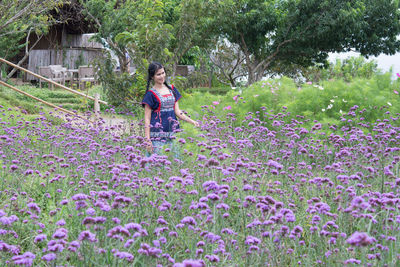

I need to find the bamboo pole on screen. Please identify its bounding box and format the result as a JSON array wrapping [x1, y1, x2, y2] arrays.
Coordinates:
[[0, 57, 107, 105], [0, 80, 94, 124]]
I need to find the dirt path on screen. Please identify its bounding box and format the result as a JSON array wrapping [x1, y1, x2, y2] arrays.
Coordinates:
[[54, 111, 140, 136]]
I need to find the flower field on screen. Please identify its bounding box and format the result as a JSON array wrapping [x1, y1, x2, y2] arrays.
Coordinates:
[[0, 91, 399, 266]]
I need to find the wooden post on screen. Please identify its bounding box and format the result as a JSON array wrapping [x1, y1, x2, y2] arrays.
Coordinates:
[[94, 93, 100, 121]]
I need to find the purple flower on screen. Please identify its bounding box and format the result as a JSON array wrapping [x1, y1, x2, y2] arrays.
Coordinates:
[[173, 259, 205, 267], [245, 235, 261, 245], [0, 241, 20, 254], [48, 243, 64, 252], [34, 234, 47, 243], [107, 226, 130, 238], [181, 216, 197, 226], [125, 223, 142, 231], [0, 215, 19, 225], [112, 217, 121, 224], [56, 219, 66, 226], [27, 203, 41, 214], [10, 164, 19, 171], [114, 250, 134, 262], [346, 232, 376, 247], [41, 253, 56, 262], [266, 159, 283, 170], [71, 193, 89, 201], [12, 252, 35, 266], [52, 228, 68, 239], [207, 193, 220, 201], [205, 254, 220, 262], [78, 230, 97, 243], [124, 239, 135, 248], [344, 258, 361, 264], [86, 208, 96, 215], [68, 240, 80, 252]]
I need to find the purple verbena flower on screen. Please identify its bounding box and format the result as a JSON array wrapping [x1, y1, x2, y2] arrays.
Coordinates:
[[346, 232, 376, 247]]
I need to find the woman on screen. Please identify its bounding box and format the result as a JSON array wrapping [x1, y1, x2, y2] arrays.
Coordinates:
[[141, 62, 199, 155]]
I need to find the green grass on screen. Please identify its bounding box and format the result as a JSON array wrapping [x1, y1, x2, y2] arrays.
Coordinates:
[[0, 82, 108, 113]]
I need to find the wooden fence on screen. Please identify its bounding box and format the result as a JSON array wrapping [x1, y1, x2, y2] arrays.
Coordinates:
[[0, 57, 107, 122]]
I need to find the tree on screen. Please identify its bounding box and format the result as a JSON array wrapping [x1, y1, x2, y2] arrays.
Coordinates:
[[215, 0, 400, 85], [0, 0, 61, 36], [209, 38, 247, 86], [82, 0, 140, 74], [162, 0, 218, 76], [114, 0, 174, 74], [114, 0, 218, 76], [0, 0, 62, 78]]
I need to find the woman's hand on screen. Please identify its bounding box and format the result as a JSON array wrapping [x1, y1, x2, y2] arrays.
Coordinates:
[[174, 102, 200, 127], [145, 139, 153, 153]]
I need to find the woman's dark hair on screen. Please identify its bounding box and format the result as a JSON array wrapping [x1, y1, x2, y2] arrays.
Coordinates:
[[143, 61, 176, 107], [146, 61, 164, 92]]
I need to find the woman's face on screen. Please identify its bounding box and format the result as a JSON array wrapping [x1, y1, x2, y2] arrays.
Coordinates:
[[153, 68, 166, 85]]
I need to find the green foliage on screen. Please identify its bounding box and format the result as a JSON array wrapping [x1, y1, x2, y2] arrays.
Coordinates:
[[94, 54, 146, 108], [114, 0, 174, 74], [170, 71, 209, 90], [304, 56, 380, 83], [0, 90, 39, 114], [83, 0, 139, 73], [163, 0, 218, 69], [0, 0, 61, 60], [180, 74, 400, 131], [179, 46, 203, 67], [186, 86, 232, 95], [214, 0, 400, 85], [0, 83, 100, 114]]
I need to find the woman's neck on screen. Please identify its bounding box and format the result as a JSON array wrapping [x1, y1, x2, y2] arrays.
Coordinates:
[[153, 83, 165, 90]]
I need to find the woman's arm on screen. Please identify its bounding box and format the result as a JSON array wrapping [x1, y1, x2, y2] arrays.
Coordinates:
[[175, 102, 199, 127], [144, 105, 153, 151]]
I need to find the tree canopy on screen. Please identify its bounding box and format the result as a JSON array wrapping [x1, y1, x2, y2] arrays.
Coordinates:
[[215, 0, 400, 84], [0, 0, 62, 59], [4, 0, 400, 89]]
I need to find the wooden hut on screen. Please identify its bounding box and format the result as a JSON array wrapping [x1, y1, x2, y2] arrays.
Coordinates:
[[25, 2, 103, 81], [27, 31, 104, 81]]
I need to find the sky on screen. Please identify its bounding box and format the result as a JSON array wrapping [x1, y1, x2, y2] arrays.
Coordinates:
[[328, 51, 400, 80]]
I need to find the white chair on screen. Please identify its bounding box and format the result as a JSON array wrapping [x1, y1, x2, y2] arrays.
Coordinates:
[[38, 66, 64, 89], [49, 65, 73, 86], [78, 66, 96, 90]]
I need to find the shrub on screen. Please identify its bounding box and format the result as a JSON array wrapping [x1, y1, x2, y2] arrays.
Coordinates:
[[180, 74, 400, 131], [94, 54, 146, 109], [303, 56, 380, 83]]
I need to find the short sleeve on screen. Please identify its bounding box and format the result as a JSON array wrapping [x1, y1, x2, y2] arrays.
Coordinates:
[[171, 85, 182, 102], [141, 90, 159, 110]]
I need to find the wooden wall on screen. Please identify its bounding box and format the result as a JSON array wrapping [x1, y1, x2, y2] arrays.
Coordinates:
[[27, 33, 104, 81]]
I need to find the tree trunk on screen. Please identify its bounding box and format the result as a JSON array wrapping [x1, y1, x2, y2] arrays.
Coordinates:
[[170, 62, 178, 79], [247, 63, 257, 86], [118, 55, 129, 73], [208, 66, 213, 88], [5, 31, 42, 81]]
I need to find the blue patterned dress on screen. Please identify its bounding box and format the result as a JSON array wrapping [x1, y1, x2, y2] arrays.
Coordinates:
[[141, 85, 182, 154]]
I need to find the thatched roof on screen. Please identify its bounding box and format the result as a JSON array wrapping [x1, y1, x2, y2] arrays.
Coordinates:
[[50, 1, 98, 34]]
